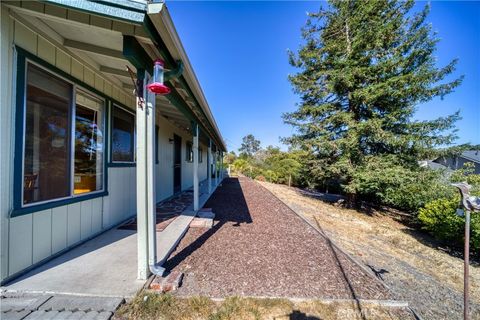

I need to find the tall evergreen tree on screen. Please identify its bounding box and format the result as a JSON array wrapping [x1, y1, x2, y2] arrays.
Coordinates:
[[284, 0, 463, 205], [239, 134, 261, 158]]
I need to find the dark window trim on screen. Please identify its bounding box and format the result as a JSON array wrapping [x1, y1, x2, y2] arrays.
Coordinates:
[[109, 103, 136, 166], [199, 147, 203, 163], [12, 46, 112, 217]]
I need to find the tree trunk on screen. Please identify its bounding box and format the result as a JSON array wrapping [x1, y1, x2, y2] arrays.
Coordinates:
[[345, 192, 359, 208]]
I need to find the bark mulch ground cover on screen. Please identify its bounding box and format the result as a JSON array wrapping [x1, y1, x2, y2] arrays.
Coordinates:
[[164, 177, 394, 301], [261, 181, 480, 319]]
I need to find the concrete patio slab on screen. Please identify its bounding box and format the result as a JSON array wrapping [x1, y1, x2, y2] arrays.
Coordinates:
[[1, 179, 223, 299], [1, 229, 145, 298]]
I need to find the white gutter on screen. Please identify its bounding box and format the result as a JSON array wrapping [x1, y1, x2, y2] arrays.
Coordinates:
[[147, 2, 227, 151]]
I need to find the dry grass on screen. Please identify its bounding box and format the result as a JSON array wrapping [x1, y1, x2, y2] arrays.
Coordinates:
[[114, 293, 412, 320], [259, 181, 480, 319]]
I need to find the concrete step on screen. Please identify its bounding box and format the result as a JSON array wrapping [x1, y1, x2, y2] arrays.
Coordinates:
[[189, 217, 213, 228]]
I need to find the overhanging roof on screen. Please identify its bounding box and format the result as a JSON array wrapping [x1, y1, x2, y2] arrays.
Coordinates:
[[37, 0, 227, 151]]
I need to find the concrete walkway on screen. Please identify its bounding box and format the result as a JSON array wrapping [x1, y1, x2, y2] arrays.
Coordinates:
[[1, 179, 222, 319]]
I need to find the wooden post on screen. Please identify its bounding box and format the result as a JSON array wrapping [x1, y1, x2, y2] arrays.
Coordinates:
[[193, 123, 199, 211]]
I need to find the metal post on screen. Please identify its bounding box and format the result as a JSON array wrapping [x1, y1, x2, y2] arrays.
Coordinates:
[[464, 209, 470, 320], [452, 182, 480, 320], [193, 123, 199, 211]]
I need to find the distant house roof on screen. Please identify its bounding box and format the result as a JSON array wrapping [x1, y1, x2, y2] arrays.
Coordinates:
[[461, 150, 480, 164], [419, 160, 451, 171]]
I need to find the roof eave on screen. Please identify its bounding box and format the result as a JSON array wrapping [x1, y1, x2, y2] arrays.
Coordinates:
[[147, 3, 227, 151]]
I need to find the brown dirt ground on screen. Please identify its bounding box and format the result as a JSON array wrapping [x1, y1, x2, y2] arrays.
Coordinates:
[[260, 181, 480, 320]]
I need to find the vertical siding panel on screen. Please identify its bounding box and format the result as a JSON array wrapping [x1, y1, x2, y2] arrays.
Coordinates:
[[32, 209, 52, 264], [51, 206, 68, 254], [37, 36, 55, 65], [83, 68, 95, 88], [104, 82, 112, 97], [71, 59, 83, 81], [14, 21, 37, 54], [67, 203, 81, 246], [94, 74, 104, 92], [91, 197, 103, 234], [80, 200, 93, 240], [8, 215, 33, 275], [103, 194, 111, 228], [55, 49, 71, 74], [108, 168, 119, 224]]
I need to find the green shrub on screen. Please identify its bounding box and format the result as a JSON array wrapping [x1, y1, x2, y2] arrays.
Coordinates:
[[418, 197, 480, 251], [351, 155, 454, 213]]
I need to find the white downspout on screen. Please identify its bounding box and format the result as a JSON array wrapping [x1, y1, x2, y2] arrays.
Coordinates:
[[146, 74, 164, 276]]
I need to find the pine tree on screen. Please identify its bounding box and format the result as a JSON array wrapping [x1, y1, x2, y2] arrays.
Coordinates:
[[239, 134, 261, 158], [284, 0, 463, 206]]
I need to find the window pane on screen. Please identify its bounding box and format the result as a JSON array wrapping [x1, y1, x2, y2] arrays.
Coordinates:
[[112, 107, 135, 162], [23, 64, 72, 204], [74, 91, 104, 194]]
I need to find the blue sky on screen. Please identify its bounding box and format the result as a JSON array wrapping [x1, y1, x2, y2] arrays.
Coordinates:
[[168, 1, 480, 152]]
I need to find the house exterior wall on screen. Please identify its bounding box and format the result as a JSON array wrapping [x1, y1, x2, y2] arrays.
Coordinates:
[[434, 156, 480, 174], [155, 115, 208, 203], [1, 3, 213, 284], [0, 9, 137, 282]]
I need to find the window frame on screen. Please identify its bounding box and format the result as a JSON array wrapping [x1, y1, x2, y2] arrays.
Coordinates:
[[186, 141, 193, 163], [12, 47, 109, 217], [199, 147, 203, 163], [110, 103, 136, 166]]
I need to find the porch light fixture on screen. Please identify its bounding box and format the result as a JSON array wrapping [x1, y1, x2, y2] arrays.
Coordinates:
[[147, 59, 171, 95]]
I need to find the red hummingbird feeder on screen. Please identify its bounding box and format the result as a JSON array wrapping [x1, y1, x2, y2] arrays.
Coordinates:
[[147, 59, 171, 95]]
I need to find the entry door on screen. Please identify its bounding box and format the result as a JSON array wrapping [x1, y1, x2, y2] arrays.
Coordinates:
[[173, 134, 182, 194]]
